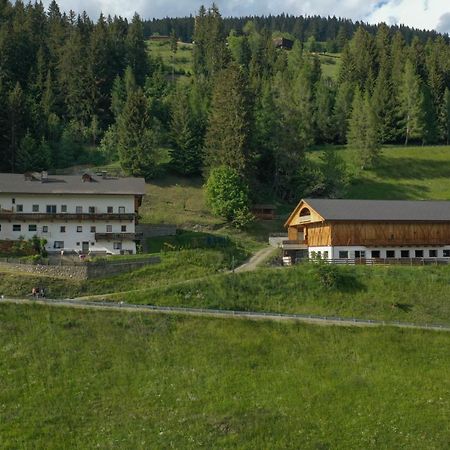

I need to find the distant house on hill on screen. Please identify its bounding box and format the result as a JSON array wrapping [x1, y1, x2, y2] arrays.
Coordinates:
[[148, 35, 170, 41], [282, 198, 450, 263], [273, 37, 294, 50]]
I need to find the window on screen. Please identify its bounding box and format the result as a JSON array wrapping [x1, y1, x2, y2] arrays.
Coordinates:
[[401, 250, 410, 258], [121, 225, 127, 232], [16, 204, 23, 212], [118, 206, 125, 214], [60, 226, 66, 233], [77, 226, 82, 233], [12, 198, 15, 204], [371, 250, 381, 258], [429, 249, 438, 258], [89, 206, 95, 214], [386, 250, 395, 258], [355, 251, 366, 258], [90, 226, 96, 233], [113, 242, 122, 250], [444, 250, 450, 258], [32, 204, 39, 212], [76, 242, 80, 246], [53, 241, 64, 249], [323, 251, 329, 259], [339, 251, 349, 259], [106, 225, 112, 233], [61, 205, 67, 213], [107, 206, 113, 213], [13, 224, 21, 232], [46, 205, 56, 213], [91, 242, 95, 246], [28, 224, 37, 232], [415, 250, 424, 258], [42, 226, 48, 233], [76, 206, 83, 214]]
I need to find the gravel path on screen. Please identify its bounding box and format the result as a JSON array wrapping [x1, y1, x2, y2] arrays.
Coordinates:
[[234, 246, 277, 273]]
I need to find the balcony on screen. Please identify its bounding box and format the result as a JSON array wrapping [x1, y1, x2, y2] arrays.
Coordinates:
[[0, 212, 135, 221], [281, 240, 308, 250], [95, 233, 142, 241]]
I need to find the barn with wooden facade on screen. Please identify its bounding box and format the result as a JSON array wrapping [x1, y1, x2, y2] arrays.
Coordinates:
[[283, 199, 450, 263]]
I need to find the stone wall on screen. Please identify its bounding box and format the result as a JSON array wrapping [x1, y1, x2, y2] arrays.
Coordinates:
[[0, 256, 160, 280]]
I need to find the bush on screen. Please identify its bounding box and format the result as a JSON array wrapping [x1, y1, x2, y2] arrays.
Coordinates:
[[205, 166, 254, 229], [314, 263, 341, 289]]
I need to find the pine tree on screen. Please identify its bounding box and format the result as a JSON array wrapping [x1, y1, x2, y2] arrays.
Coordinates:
[[314, 78, 335, 143], [400, 59, 425, 145], [347, 88, 380, 169], [442, 88, 450, 145], [7, 82, 26, 172], [333, 80, 354, 144], [16, 131, 37, 172], [126, 13, 148, 85], [203, 63, 252, 177], [169, 87, 202, 175], [117, 87, 157, 178]]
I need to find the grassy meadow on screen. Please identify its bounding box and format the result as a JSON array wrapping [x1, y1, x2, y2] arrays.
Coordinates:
[[99, 263, 450, 326], [147, 39, 193, 75], [1, 303, 449, 449], [309, 144, 450, 200]]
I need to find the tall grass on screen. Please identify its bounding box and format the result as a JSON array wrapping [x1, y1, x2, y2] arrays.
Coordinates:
[[0, 304, 449, 449]]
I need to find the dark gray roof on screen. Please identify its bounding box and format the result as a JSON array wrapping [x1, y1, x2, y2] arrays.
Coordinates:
[[0, 173, 146, 196], [304, 198, 450, 222]]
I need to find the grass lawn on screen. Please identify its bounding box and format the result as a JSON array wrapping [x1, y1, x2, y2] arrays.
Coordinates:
[[309, 144, 450, 200], [0, 303, 449, 449], [141, 174, 286, 251], [102, 264, 450, 326], [147, 40, 193, 75]]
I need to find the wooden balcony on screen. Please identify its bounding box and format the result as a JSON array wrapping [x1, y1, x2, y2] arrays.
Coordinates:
[[95, 233, 142, 241], [282, 239, 308, 250], [0, 212, 135, 221]]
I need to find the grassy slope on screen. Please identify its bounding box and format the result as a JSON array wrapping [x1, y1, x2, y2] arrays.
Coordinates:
[[1, 303, 449, 449], [101, 264, 450, 325], [310, 145, 450, 200], [147, 40, 193, 74]]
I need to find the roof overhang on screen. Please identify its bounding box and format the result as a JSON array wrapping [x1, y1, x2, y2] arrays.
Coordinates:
[[284, 199, 325, 228]]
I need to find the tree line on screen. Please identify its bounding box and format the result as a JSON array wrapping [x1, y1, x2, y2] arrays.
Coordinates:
[[143, 13, 446, 49]]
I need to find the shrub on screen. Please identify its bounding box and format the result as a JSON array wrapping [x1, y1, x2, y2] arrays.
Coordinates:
[[205, 166, 254, 229], [315, 263, 341, 289]]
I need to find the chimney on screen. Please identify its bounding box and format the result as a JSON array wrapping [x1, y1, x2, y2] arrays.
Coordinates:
[[41, 171, 48, 183]]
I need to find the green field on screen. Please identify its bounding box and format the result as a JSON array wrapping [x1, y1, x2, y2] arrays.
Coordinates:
[[309, 145, 450, 200], [1, 304, 449, 449], [147, 40, 193, 75]]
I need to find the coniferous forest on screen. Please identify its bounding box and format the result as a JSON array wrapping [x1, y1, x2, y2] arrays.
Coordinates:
[[1, 1, 450, 207]]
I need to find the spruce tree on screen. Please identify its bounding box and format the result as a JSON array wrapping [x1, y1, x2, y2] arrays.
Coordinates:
[[333, 80, 354, 144], [169, 87, 202, 176], [117, 87, 157, 178], [347, 88, 380, 169], [400, 59, 425, 145], [126, 13, 148, 85], [203, 63, 252, 177], [7, 82, 26, 172]]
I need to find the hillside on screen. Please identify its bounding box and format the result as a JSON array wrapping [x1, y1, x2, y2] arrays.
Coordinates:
[[1, 303, 449, 448]]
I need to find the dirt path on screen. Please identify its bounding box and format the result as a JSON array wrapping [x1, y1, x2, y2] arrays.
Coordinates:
[[2, 297, 449, 332], [234, 246, 277, 273]]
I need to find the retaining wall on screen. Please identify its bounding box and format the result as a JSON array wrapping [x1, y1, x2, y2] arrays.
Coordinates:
[[0, 257, 160, 280]]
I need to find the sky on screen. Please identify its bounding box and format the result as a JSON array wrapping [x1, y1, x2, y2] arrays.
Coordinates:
[[42, 0, 450, 34]]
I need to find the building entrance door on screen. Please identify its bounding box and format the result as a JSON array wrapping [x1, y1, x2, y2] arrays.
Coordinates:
[[82, 242, 89, 253]]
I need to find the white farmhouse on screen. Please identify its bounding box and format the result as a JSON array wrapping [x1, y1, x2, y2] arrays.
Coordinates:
[[0, 172, 145, 255]]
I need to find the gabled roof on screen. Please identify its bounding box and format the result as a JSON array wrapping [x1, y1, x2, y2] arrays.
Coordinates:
[[0, 173, 146, 196], [286, 198, 450, 226]]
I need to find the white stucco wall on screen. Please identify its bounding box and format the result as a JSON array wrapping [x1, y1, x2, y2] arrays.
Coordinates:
[[0, 193, 138, 254]]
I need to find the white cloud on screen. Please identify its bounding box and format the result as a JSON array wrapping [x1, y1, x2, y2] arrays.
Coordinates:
[[41, 0, 449, 33]]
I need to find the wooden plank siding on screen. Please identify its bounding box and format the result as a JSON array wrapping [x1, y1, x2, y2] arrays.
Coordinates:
[[306, 223, 332, 246], [329, 221, 450, 246]]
